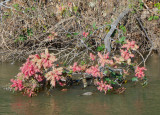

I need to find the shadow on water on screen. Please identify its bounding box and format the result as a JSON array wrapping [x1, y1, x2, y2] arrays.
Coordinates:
[[0, 54, 160, 115]]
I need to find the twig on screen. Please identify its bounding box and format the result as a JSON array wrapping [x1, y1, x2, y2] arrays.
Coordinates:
[[136, 18, 153, 66]]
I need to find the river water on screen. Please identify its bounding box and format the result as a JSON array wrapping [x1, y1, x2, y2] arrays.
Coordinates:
[[0, 54, 160, 115]]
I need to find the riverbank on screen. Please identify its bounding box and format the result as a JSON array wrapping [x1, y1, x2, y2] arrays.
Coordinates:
[[0, 0, 159, 63]]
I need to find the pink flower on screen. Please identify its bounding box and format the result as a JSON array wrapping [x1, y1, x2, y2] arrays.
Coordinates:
[[97, 81, 113, 94], [120, 50, 134, 60], [68, 2, 72, 8], [123, 69, 128, 75], [82, 32, 89, 37], [70, 62, 82, 72], [98, 52, 113, 67], [35, 75, 43, 82], [122, 40, 139, 50], [56, 5, 65, 14], [90, 53, 96, 61], [98, 52, 106, 67], [135, 66, 147, 79], [20, 59, 40, 79], [42, 59, 53, 69], [45, 67, 63, 87], [103, 52, 109, 59], [86, 65, 101, 77], [10, 79, 24, 91]]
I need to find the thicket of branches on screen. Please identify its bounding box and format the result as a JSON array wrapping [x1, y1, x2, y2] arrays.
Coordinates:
[[0, 0, 159, 63]]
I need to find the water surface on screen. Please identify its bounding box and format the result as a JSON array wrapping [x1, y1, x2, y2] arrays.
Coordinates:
[[0, 55, 160, 115]]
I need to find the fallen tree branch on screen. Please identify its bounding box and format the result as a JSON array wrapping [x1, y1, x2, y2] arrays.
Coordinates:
[[136, 18, 153, 66], [104, 7, 130, 53]]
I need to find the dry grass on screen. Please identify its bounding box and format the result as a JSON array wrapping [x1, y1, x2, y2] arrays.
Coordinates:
[[0, 0, 159, 62]]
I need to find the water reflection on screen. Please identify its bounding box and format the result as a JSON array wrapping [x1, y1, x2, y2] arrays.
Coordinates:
[[10, 95, 61, 115]]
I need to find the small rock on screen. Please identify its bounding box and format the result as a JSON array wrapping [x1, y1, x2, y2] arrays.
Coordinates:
[[82, 92, 93, 96]]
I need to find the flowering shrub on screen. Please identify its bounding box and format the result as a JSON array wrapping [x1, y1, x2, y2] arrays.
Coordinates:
[[10, 40, 148, 97], [10, 49, 64, 97]]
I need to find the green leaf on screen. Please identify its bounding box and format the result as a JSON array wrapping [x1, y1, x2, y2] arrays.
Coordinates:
[[118, 36, 126, 44], [68, 70, 73, 74], [111, 81, 116, 84], [27, 29, 33, 36], [81, 61, 86, 65], [83, 38, 86, 41], [18, 35, 27, 42], [139, 2, 144, 10], [73, 6, 78, 13], [63, 62, 67, 66], [148, 16, 153, 21], [97, 44, 105, 51], [90, 31, 93, 35], [105, 78, 110, 82], [67, 34, 71, 38], [73, 32, 79, 36], [13, 4, 19, 8], [92, 22, 97, 30], [153, 16, 159, 20], [31, 7, 36, 11], [62, 70, 67, 73], [132, 77, 138, 82], [14, 39, 19, 43], [13, 4, 20, 11], [154, 3, 160, 9], [104, 71, 108, 74], [120, 25, 126, 33]]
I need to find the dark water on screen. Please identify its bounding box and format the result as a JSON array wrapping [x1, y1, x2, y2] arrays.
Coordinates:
[[0, 54, 160, 115]]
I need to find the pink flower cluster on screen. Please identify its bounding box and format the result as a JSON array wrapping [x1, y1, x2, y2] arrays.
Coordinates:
[[90, 53, 96, 61], [135, 66, 147, 79], [98, 52, 113, 67], [122, 40, 139, 50], [45, 67, 63, 87], [20, 59, 40, 79], [10, 79, 24, 91], [97, 81, 113, 94], [86, 65, 101, 77], [35, 74, 44, 82], [70, 62, 82, 72], [82, 32, 89, 37], [10, 49, 62, 96], [120, 49, 134, 60]]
